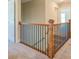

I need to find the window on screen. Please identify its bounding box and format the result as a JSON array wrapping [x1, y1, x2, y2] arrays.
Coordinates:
[[61, 12, 66, 23]]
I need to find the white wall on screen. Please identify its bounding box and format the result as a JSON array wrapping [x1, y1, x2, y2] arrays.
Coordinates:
[[15, 0, 21, 42], [21, 0, 70, 24], [8, 0, 14, 45], [45, 0, 58, 24], [22, 0, 58, 24], [22, 0, 45, 23], [8, 0, 21, 44], [58, 2, 71, 22]]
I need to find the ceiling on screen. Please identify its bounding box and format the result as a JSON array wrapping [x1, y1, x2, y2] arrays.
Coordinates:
[[21, 0, 71, 4], [21, 0, 32, 3], [53, 0, 71, 4]]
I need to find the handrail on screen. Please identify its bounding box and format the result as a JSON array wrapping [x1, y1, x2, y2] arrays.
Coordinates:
[[19, 22, 49, 26], [19, 21, 69, 26]]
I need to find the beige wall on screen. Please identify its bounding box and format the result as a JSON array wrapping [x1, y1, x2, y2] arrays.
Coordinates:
[[45, 1, 71, 24], [21, 0, 71, 24], [22, 0, 58, 24], [45, 0, 58, 24], [59, 2, 71, 9], [22, 0, 45, 23], [58, 2, 71, 23]]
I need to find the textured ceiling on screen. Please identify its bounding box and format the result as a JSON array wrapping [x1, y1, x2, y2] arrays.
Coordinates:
[[21, 0, 32, 3], [21, 0, 71, 4], [53, 0, 71, 4]]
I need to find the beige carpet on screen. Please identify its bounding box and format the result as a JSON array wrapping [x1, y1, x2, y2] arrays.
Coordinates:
[[8, 43, 48, 59], [8, 39, 71, 59], [53, 39, 71, 59]]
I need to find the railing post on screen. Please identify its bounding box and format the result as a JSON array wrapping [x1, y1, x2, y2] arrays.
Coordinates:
[[19, 21, 22, 26], [18, 21, 22, 42], [69, 19, 71, 38], [18, 21, 22, 32], [48, 19, 55, 59]]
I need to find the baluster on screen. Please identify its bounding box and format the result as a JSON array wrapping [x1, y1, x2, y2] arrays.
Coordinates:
[[47, 26, 49, 55], [36, 25, 38, 49], [32, 25, 34, 47], [40, 25, 41, 52], [45, 25, 46, 54], [69, 20, 71, 38], [35, 25, 37, 48], [66, 23, 67, 41], [37, 25, 38, 50], [38, 25, 39, 51], [46, 26, 48, 55], [22, 24, 24, 43], [41, 26, 43, 52], [58, 24, 61, 47], [34, 25, 36, 48]]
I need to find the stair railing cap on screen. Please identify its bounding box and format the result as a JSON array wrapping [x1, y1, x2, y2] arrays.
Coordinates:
[[48, 19, 54, 24]]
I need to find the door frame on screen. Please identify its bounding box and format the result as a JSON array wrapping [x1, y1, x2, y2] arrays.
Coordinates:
[[14, 0, 21, 43]]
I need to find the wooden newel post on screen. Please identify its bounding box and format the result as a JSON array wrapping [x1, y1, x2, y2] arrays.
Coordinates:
[[18, 21, 22, 30], [69, 19, 71, 38], [19, 21, 22, 26], [18, 21, 22, 41], [48, 19, 55, 59]]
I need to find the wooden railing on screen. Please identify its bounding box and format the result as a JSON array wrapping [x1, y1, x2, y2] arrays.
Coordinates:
[[19, 19, 71, 59], [20, 23, 49, 55]]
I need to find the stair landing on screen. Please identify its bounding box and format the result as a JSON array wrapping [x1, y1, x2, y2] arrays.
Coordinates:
[[53, 39, 71, 59], [8, 39, 71, 59], [8, 43, 48, 59]]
